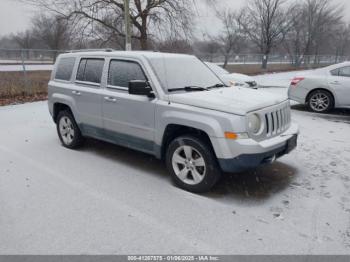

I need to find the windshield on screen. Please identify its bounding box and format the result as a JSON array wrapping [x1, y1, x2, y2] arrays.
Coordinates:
[[147, 55, 223, 92], [205, 62, 230, 75]]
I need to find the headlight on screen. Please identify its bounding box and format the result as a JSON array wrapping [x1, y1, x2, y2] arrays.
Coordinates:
[[229, 80, 245, 87], [248, 114, 261, 134]]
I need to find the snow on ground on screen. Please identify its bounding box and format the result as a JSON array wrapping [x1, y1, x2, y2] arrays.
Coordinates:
[[0, 101, 350, 254], [0, 64, 53, 72]]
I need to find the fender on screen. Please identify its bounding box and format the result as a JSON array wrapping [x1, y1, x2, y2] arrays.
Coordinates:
[[51, 93, 80, 124], [155, 109, 228, 159]]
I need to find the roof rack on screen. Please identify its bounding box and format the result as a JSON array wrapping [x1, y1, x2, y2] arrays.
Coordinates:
[[69, 48, 116, 53]]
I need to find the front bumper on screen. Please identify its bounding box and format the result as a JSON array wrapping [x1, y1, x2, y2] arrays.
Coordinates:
[[213, 123, 299, 173], [218, 134, 297, 173], [288, 86, 307, 104]]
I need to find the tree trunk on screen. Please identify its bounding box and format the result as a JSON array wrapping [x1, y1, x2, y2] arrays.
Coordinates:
[[262, 54, 268, 69], [139, 35, 148, 50], [223, 55, 229, 68], [139, 16, 148, 50]]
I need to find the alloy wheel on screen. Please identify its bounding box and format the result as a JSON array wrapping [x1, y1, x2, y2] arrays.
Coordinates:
[[172, 145, 206, 185], [309, 93, 330, 112], [59, 116, 75, 145]]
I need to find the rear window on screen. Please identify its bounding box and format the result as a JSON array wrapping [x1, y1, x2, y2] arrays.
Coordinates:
[[76, 58, 105, 84], [108, 60, 147, 88], [55, 57, 76, 81], [339, 66, 350, 77]]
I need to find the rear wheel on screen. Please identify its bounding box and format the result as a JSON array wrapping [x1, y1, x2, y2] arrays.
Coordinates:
[[166, 136, 221, 193], [56, 110, 84, 149], [307, 90, 334, 113]]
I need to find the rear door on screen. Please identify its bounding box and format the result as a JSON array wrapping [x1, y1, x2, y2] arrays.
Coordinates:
[[328, 66, 350, 106], [102, 58, 156, 154], [72, 57, 105, 135]]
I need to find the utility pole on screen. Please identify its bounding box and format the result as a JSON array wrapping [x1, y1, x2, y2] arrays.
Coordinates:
[[124, 0, 132, 51]]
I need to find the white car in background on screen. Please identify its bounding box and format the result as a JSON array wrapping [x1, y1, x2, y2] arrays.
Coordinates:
[[288, 62, 350, 113], [205, 62, 258, 89]]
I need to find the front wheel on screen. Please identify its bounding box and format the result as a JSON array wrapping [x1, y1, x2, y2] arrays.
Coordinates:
[[307, 90, 334, 113], [166, 136, 221, 193]]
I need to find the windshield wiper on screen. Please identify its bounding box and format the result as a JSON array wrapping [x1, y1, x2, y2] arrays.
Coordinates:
[[168, 86, 209, 92], [206, 83, 226, 89]]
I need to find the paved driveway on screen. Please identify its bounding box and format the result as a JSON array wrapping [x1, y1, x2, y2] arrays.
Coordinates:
[[1, 102, 350, 254]]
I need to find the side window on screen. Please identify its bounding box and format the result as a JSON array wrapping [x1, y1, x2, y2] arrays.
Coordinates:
[[55, 57, 76, 81], [108, 60, 147, 88], [338, 66, 350, 77], [330, 69, 339, 76], [76, 58, 105, 84]]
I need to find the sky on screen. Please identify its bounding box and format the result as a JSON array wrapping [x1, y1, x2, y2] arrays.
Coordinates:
[[0, 0, 349, 37]]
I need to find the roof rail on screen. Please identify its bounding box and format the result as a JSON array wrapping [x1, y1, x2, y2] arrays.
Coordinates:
[[69, 48, 116, 53]]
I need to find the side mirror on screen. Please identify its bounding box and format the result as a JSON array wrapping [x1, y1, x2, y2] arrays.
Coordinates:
[[129, 80, 155, 98]]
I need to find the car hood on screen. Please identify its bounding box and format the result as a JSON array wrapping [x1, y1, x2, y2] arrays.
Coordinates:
[[220, 73, 255, 84], [168, 87, 287, 115]]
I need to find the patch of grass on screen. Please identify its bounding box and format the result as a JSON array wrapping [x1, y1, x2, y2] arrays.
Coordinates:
[[0, 71, 50, 106]]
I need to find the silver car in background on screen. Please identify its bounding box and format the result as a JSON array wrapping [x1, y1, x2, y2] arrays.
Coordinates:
[[288, 62, 350, 112], [205, 62, 258, 89]]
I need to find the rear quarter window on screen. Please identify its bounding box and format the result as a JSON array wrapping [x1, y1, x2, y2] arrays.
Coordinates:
[[330, 69, 339, 76], [339, 66, 350, 77], [55, 57, 76, 81]]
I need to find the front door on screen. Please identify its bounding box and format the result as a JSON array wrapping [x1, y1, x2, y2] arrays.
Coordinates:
[[102, 59, 156, 154], [328, 66, 350, 106]]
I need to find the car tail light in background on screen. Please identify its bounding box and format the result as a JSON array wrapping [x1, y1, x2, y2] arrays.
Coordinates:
[[291, 77, 305, 86]]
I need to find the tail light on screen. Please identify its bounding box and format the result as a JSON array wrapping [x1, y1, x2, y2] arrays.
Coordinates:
[[291, 77, 305, 87]]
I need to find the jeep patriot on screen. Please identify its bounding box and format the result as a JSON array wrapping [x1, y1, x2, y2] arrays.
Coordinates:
[[48, 50, 299, 193]]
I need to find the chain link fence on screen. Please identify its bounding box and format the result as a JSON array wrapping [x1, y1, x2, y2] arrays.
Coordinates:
[[197, 53, 350, 66], [0, 48, 349, 104], [0, 49, 65, 101]]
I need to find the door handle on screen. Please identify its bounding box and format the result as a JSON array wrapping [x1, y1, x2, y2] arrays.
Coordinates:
[[104, 96, 117, 103], [72, 90, 82, 96], [330, 81, 340, 85]]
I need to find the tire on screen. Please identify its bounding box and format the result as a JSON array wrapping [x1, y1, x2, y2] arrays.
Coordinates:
[[56, 110, 84, 149], [307, 90, 334, 113], [165, 135, 221, 193]]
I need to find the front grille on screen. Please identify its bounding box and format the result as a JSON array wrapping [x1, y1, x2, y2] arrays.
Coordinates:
[[264, 104, 291, 137], [246, 81, 257, 87]]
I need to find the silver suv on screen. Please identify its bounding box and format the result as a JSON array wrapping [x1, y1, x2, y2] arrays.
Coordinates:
[[48, 50, 299, 193]]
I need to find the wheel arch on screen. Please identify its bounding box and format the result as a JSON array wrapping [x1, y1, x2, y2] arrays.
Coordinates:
[[305, 88, 335, 104], [160, 124, 215, 160], [53, 103, 73, 123]]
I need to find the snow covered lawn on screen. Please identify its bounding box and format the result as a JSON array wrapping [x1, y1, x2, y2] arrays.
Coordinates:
[[0, 101, 350, 254], [0, 64, 53, 72]]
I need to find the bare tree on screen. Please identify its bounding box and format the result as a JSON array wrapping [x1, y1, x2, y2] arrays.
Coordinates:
[[216, 10, 246, 68], [193, 40, 220, 62], [32, 15, 71, 51], [12, 29, 37, 59], [333, 23, 350, 62], [284, 0, 343, 66], [22, 0, 195, 50], [238, 0, 292, 69], [12, 30, 36, 50], [156, 38, 193, 54]]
